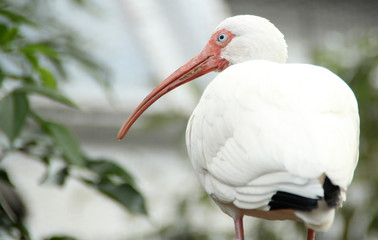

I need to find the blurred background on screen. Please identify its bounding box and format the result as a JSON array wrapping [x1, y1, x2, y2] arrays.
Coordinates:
[[0, 0, 377, 239]]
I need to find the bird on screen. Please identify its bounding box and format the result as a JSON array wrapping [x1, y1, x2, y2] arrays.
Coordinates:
[[117, 15, 359, 240]]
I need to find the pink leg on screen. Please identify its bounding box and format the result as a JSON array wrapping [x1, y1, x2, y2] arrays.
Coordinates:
[[307, 228, 315, 240], [234, 215, 244, 240]]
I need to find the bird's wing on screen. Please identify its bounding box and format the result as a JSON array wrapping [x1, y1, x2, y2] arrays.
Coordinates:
[[186, 60, 359, 210]]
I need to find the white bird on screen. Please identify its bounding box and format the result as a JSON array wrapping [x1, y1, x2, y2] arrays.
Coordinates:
[[118, 15, 359, 240]]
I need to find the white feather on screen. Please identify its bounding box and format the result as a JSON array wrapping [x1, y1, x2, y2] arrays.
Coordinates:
[[186, 60, 359, 230]]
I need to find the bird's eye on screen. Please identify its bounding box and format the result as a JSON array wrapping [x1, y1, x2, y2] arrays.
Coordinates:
[[217, 33, 227, 42]]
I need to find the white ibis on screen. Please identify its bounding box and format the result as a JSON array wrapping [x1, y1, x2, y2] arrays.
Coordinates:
[[118, 15, 359, 240]]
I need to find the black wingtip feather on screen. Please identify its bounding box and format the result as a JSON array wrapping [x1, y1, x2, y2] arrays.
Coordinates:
[[268, 176, 341, 212], [323, 176, 341, 207], [269, 191, 319, 212]]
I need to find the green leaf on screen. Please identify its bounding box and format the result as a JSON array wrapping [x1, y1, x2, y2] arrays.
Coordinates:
[[0, 24, 7, 40], [65, 44, 110, 88], [23, 43, 59, 60], [0, 169, 14, 187], [23, 51, 39, 68], [0, 9, 34, 25], [0, 68, 4, 87], [72, 0, 85, 6], [0, 24, 19, 46], [49, 57, 67, 78], [41, 121, 84, 166], [86, 159, 135, 184], [14, 85, 77, 108], [85, 159, 147, 214], [44, 236, 78, 240], [0, 92, 29, 142], [21, 43, 60, 70], [93, 178, 147, 215], [41, 158, 69, 186], [38, 67, 57, 89], [0, 26, 18, 46]]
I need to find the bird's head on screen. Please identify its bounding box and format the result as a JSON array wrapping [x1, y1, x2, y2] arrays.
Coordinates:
[[215, 15, 287, 65], [118, 15, 287, 140]]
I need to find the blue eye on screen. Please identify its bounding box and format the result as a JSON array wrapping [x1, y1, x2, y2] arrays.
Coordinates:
[[217, 33, 227, 42]]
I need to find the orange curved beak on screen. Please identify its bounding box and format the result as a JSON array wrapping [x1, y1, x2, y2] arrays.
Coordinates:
[[117, 41, 229, 140]]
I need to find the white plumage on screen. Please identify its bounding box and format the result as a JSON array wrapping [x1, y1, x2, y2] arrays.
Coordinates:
[[118, 15, 359, 240], [186, 60, 359, 230]]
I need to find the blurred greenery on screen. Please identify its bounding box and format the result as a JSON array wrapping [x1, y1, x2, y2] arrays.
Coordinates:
[[0, 0, 146, 239]]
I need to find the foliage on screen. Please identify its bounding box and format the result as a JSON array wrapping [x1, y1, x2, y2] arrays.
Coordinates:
[[0, 0, 146, 239]]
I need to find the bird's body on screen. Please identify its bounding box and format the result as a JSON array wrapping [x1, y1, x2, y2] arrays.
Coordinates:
[[186, 60, 359, 231], [118, 15, 359, 240]]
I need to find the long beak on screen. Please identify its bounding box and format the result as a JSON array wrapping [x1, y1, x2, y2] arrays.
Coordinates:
[[117, 46, 228, 140]]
